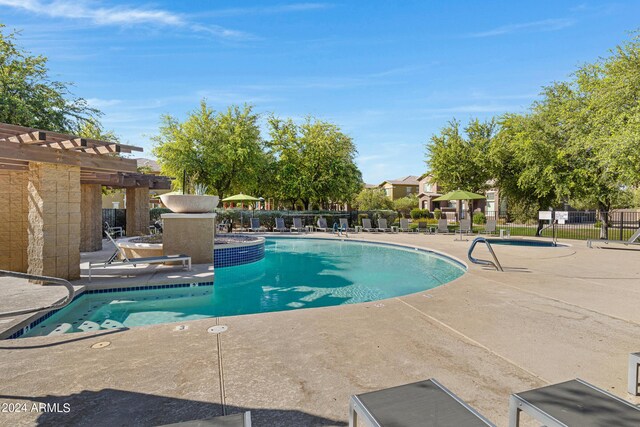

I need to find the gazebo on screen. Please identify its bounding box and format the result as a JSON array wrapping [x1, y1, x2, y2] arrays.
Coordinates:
[[0, 122, 171, 280]]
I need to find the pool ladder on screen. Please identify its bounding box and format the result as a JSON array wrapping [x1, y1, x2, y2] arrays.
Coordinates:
[[0, 270, 75, 318], [468, 237, 504, 272]]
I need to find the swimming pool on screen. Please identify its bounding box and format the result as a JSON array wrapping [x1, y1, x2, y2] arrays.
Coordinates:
[[19, 238, 466, 338], [486, 239, 565, 247]]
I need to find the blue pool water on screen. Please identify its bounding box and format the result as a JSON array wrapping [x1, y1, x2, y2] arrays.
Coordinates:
[[21, 238, 465, 337], [486, 239, 563, 247]]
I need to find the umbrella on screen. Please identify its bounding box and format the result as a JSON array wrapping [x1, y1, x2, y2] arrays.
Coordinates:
[[221, 193, 260, 202], [432, 190, 486, 219]]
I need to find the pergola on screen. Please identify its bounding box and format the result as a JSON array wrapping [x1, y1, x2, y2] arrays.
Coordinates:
[[0, 123, 171, 280]]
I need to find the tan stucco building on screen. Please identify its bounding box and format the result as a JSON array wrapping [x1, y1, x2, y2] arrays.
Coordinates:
[[378, 176, 420, 200]]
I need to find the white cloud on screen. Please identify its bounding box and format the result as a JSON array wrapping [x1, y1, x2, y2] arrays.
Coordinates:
[[86, 98, 122, 108], [196, 3, 331, 18], [0, 0, 252, 39], [469, 18, 575, 38]]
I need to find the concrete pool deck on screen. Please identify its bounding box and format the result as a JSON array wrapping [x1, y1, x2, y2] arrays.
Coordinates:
[[0, 233, 639, 426]]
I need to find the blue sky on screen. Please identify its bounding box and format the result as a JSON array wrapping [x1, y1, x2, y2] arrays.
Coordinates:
[[1, 1, 639, 184]]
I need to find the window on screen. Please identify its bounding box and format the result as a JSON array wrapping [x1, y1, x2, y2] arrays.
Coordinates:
[[406, 186, 413, 195], [423, 183, 431, 193], [385, 188, 391, 197], [486, 191, 495, 201]]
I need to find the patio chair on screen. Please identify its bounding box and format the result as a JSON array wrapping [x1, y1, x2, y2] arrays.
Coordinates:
[[456, 219, 473, 241], [290, 217, 304, 233], [104, 221, 124, 238], [509, 378, 640, 427], [399, 218, 415, 232], [88, 231, 191, 281], [479, 219, 497, 235], [274, 217, 288, 232], [361, 218, 376, 232], [333, 221, 348, 236], [339, 218, 355, 232], [350, 378, 495, 427], [588, 226, 640, 248], [316, 217, 329, 232], [377, 218, 392, 232], [417, 221, 430, 234], [159, 411, 252, 426], [437, 219, 451, 234], [249, 218, 267, 232]]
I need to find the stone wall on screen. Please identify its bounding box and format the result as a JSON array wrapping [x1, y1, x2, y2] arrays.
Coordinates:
[[27, 163, 81, 280], [0, 170, 28, 272], [126, 187, 150, 236], [80, 184, 103, 252]]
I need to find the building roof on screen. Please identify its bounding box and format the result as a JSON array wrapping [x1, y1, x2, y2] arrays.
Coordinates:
[[135, 158, 161, 173], [380, 175, 420, 186]]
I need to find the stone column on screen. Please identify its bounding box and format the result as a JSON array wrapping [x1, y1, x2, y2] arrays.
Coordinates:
[[27, 163, 81, 280], [162, 213, 215, 264], [80, 183, 103, 252], [0, 170, 28, 272], [126, 187, 150, 236]]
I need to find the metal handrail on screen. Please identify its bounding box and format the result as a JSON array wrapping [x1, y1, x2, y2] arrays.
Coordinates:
[[468, 237, 504, 272], [0, 270, 75, 318]]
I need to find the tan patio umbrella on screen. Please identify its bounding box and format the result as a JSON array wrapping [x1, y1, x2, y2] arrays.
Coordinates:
[[432, 190, 486, 219]]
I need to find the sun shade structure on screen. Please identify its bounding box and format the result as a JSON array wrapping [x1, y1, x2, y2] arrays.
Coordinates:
[[222, 193, 260, 202], [433, 190, 486, 202], [0, 122, 172, 279]]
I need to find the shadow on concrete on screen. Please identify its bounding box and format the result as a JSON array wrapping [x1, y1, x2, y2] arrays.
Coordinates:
[[0, 389, 347, 426]]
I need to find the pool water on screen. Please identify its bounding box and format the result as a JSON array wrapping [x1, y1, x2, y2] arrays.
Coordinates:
[[22, 238, 465, 337]]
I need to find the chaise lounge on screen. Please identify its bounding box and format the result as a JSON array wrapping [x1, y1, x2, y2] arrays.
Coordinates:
[[587, 227, 640, 248], [349, 378, 495, 427], [88, 231, 191, 281]]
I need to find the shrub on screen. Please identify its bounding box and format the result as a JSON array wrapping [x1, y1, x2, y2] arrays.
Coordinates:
[[410, 208, 422, 219], [421, 209, 432, 219], [473, 212, 487, 225], [150, 207, 172, 222], [433, 209, 442, 220]]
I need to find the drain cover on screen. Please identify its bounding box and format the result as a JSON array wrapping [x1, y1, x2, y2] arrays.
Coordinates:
[[175, 325, 189, 331], [208, 325, 228, 334], [90, 341, 111, 349]]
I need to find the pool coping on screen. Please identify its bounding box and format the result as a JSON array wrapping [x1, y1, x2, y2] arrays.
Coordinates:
[[1, 236, 467, 340]]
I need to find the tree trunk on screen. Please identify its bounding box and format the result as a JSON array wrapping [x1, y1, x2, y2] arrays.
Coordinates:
[[597, 203, 609, 240], [536, 220, 544, 236]]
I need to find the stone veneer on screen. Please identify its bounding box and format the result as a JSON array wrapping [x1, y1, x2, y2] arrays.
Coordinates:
[[27, 163, 81, 280], [0, 170, 28, 272], [80, 183, 103, 252], [126, 187, 150, 236]]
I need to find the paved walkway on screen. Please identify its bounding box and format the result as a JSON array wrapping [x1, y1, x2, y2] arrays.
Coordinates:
[[0, 233, 639, 426]]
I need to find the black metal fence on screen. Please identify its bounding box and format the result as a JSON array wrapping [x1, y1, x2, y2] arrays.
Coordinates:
[[102, 208, 126, 231]]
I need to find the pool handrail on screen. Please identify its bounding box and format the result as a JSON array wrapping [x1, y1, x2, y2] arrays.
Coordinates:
[[468, 237, 504, 272], [0, 269, 75, 318]]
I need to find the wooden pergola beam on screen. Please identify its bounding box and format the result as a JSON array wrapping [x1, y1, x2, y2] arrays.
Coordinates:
[[0, 139, 138, 172]]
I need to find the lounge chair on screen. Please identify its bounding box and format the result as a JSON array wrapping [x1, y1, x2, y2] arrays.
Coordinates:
[[104, 221, 124, 238], [361, 218, 376, 232], [480, 219, 497, 235], [436, 218, 451, 234], [274, 217, 288, 232], [249, 218, 266, 232], [629, 352, 640, 396], [456, 219, 473, 241], [159, 411, 252, 426], [339, 218, 355, 232], [316, 217, 329, 232], [377, 218, 392, 232], [588, 227, 640, 248], [333, 220, 348, 236], [399, 218, 415, 232], [290, 217, 304, 233], [417, 221, 430, 234], [350, 378, 495, 427], [509, 378, 640, 427], [89, 231, 191, 281]]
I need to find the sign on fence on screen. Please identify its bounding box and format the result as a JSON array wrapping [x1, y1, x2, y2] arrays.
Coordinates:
[[538, 211, 553, 220], [555, 211, 569, 224]]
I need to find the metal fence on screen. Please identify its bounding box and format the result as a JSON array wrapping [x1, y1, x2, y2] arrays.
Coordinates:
[[102, 208, 126, 231]]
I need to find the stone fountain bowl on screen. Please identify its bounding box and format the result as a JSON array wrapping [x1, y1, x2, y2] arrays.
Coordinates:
[[160, 194, 219, 213]]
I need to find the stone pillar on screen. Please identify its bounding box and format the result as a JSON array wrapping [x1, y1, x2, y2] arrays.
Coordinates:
[[161, 213, 215, 264], [80, 183, 103, 252], [126, 187, 150, 236], [0, 170, 28, 272], [27, 163, 81, 280]]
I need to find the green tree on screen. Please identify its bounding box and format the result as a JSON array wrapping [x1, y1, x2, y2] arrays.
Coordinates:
[[393, 194, 419, 217], [0, 24, 98, 132], [267, 116, 362, 209], [426, 118, 495, 211], [152, 101, 264, 199], [353, 188, 393, 210]]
